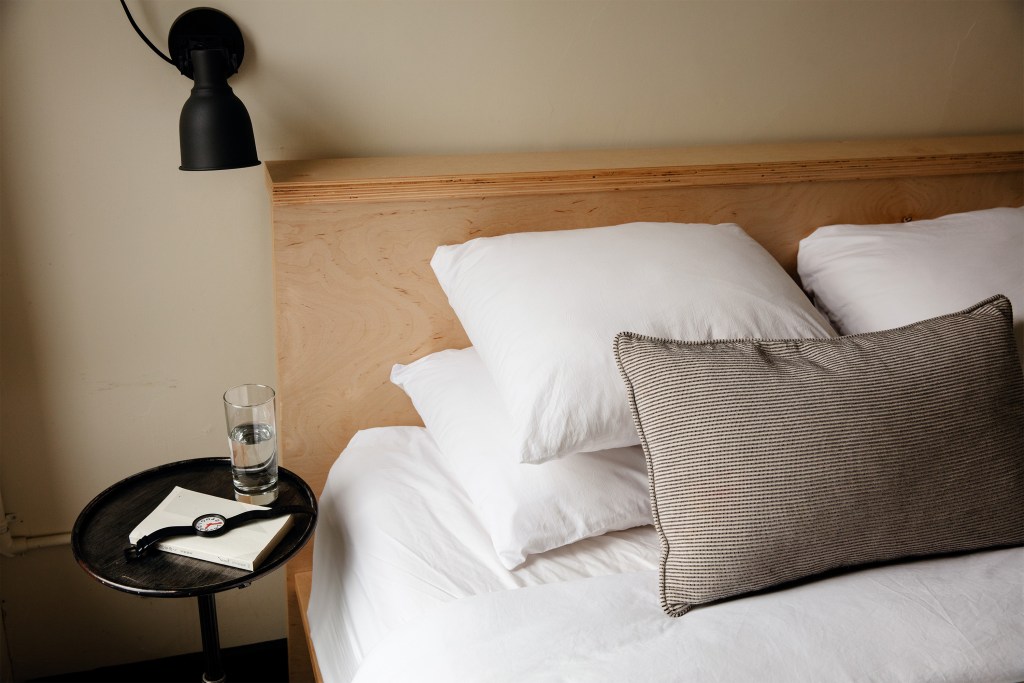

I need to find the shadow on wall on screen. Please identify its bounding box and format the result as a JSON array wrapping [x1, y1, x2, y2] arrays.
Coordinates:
[[0, 212, 64, 681]]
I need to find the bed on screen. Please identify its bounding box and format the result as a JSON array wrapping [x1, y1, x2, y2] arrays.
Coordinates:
[[265, 136, 1024, 682]]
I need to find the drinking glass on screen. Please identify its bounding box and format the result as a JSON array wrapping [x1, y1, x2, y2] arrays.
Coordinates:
[[223, 384, 279, 504]]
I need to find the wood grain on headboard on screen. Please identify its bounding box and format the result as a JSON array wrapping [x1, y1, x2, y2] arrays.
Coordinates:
[[266, 135, 1022, 680]]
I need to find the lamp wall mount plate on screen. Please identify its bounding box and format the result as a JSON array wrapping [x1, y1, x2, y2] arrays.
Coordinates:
[[168, 8, 245, 80]]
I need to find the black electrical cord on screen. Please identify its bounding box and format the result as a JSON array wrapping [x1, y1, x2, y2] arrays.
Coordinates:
[[120, 0, 175, 66]]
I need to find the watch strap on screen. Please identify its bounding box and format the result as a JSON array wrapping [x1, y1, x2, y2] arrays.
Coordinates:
[[126, 504, 313, 561]]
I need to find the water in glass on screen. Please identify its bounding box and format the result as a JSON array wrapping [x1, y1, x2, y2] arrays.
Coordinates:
[[229, 421, 279, 503]]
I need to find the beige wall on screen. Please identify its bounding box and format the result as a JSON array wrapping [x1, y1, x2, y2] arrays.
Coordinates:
[[1, 0, 1020, 678]]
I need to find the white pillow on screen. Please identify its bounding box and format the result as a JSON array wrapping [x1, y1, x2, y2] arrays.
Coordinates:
[[431, 222, 836, 464], [798, 207, 1024, 365], [391, 347, 651, 570]]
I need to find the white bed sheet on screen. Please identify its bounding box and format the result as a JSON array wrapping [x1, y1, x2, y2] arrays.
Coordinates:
[[309, 426, 1024, 683], [308, 427, 660, 683]]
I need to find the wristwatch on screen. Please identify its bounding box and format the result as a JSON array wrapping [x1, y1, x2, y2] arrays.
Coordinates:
[[125, 505, 314, 561]]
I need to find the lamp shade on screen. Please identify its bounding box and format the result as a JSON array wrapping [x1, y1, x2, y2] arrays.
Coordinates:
[[178, 48, 260, 171]]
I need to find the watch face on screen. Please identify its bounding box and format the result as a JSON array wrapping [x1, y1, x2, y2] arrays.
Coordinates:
[[194, 514, 227, 534]]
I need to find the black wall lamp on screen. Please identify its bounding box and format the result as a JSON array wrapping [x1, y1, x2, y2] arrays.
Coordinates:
[[120, 1, 260, 171]]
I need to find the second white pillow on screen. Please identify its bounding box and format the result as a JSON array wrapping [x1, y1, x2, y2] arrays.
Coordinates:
[[391, 347, 651, 570]]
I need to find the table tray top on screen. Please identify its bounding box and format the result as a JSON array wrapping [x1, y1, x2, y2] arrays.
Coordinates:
[[72, 458, 316, 597]]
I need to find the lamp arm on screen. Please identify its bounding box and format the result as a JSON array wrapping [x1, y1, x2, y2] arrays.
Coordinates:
[[119, 0, 175, 67]]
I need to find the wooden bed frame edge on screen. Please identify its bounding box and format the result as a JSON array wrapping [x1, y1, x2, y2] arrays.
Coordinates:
[[294, 571, 324, 683]]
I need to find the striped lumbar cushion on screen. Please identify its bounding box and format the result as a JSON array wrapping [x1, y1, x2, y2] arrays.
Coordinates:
[[614, 295, 1024, 617]]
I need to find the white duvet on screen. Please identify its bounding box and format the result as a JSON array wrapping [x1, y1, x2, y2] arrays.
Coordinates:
[[310, 427, 1024, 683]]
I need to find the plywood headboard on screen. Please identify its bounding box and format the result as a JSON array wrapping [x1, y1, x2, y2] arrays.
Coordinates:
[[266, 135, 1022, 680]]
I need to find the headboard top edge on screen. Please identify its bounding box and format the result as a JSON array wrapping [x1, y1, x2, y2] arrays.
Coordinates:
[[265, 134, 1023, 206], [266, 134, 1023, 184]]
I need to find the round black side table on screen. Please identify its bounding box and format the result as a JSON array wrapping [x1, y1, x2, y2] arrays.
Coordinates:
[[72, 458, 317, 683]]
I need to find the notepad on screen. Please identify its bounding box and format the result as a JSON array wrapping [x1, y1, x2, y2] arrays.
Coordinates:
[[128, 486, 294, 570]]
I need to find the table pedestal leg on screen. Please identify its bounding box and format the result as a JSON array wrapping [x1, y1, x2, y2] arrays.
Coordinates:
[[197, 594, 226, 683]]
